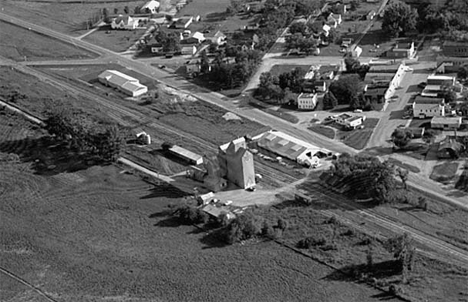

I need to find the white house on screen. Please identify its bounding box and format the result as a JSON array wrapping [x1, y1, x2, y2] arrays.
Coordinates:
[[181, 45, 197, 55], [205, 31, 227, 46], [412, 96, 445, 119], [297, 93, 318, 110], [327, 13, 342, 28], [111, 15, 137, 30], [141, 0, 160, 13], [98, 70, 148, 97], [322, 24, 331, 37]]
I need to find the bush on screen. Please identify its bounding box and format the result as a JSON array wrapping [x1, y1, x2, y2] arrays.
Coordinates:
[[297, 236, 327, 249], [219, 211, 265, 244], [176, 204, 209, 224]]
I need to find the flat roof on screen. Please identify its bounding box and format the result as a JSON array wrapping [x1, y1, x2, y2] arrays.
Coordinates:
[[414, 96, 444, 104], [298, 93, 317, 98], [169, 145, 202, 162], [369, 64, 402, 73], [431, 116, 462, 123], [443, 40, 468, 47]]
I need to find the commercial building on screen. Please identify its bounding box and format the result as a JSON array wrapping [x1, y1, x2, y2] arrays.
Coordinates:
[[297, 93, 318, 110], [365, 63, 406, 100], [412, 96, 445, 119], [254, 131, 324, 167], [98, 70, 148, 97], [386, 41, 415, 59], [431, 116, 463, 130], [335, 113, 365, 129], [442, 40, 468, 57]]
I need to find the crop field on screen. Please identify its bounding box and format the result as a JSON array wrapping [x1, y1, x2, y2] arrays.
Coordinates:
[[0, 21, 97, 62], [83, 25, 146, 53], [1, 0, 144, 36], [0, 113, 402, 302]]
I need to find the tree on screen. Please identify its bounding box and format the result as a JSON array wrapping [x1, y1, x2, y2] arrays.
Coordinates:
[[289, 22, 308, 35], [256, 72, 284, 102], [134, 6, 141, 14], [199, 50, 210, 74], [329, 74, 364, 106], [383, 233, 415, 283], [391, 128, 413, 149], [397, 168, 409, 190], [102, 8, 109, 23], [124, 5, 129, 14], [457, 65, 468, 79], [114, 8, 118, 14], [344, 57, 361, 73], [323, 91, 338, 110], [416, 4, 448, 34], [278, 68, 305, 93], [382, 0, 418, 37]]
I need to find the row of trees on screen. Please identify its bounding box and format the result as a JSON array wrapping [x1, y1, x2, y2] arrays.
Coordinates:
[[255, 68, 305, 103], [383, 0, 468, 38], [45, 107, 122, 163]]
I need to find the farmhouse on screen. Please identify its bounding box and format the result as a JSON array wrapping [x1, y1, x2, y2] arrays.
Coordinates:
[[218, 137, 256, 189], [297, 93, 318, 110], [437, 137, 464, 159], [431, 116, 463, 130], [141, 0, 160, 13], [386, 41, 415, 59], [98, 70, 148, 97], [111, 15, 137, 30], [254, 131, 324, 167], [412, 96, 445, 119], [169, 145, 203, 165], [205, 31, 227, 46]]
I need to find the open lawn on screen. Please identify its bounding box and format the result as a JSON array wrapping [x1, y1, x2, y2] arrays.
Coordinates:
[[1, 0, 144, 36], [0, 114, 403, 302], [430, 162, 460, 183], [340, 129, 373, 150], [309, 125, 336, 139], [83, 25, 146, 53], [0, 21, 97, 61]]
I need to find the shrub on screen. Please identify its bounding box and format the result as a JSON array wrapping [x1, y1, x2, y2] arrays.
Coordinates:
[[175, 204, 209, 224], [297, 236, 327, 249], [219, 211, 265, 244]]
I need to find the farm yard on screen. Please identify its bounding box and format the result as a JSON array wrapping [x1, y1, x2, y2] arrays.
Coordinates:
[[83, 25, 147, 53], [0, 112, 407, 302], [0, 0, 145, 36], [0, 21, 97, 62]]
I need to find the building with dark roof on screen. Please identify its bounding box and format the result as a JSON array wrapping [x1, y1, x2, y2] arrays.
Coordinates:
[[442, 40, 468, 57], [412, 96, 445, 119], [437, 137, 464, 159]]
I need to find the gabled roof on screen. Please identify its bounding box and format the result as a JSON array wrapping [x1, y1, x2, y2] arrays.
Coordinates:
[[122, 81, 147, 93], [255, 131, 321, 161], [98, 70, 139, 87], [413, 96, 444, 104], [114, 15, 133, 25]]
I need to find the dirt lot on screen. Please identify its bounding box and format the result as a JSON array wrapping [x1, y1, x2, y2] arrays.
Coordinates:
[[0, 20, 97, 61], [1, 0, 145, 36], [1, 113, 403, 302]]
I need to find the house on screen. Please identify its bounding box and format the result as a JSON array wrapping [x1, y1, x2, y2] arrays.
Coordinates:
[[322, 24, 331, 37], [197, 192, 215, 205], [408, 127, 425, 138], [366, 10, 376, 20], [243, 1, 265, 13], [327, 13, 342, 28], [141, 0, 160, 13], [218, 137, 256, 189], [171, 16, 193, 29], [98, 70, 148, 97], [431, 116, 463, 130], [318, 64, 339, 80], [185, 60, 203, 74], [297, 93, 318, 110], [255, 131, 328, 167], [244, 22, 260, 31], [426, 75, 456, 86], [168, 145, 203, 165], [314, 80, 327, 92], [335, 113, 365, 129], [412, 96, 445, 119], [437, 137, 464, 159], [442, 40, 468, 57], [205, 31, 227, 46], [341, 37, 352, 48], [111, 15, 137, 30], [386, 41, 415, 59], [347, 46, 362, 58], [181, 45, 197, 55]]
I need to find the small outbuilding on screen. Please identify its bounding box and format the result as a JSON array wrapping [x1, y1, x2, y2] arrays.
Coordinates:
[[431, 116, 462, 130], [437, 137, 464, 159]]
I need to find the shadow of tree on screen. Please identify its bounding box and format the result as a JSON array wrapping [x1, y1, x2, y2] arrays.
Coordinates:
[[0, 136, 107, 176], [324, 260, 401, 282], [140, 182, 188, 199], [199, 228, 230, 249]]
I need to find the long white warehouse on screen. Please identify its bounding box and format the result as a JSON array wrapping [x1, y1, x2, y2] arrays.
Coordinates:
[[98, 70, 148, 97]]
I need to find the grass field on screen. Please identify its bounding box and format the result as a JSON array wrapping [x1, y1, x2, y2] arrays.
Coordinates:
[[0, 113, 405, 302], [309, 125, 336, 139], [0, 21, 97, 61], [1, 0, 144, 36], [430, 162, 460, 183], [269, 64, 311, 77], [83, 25, 146, 53], [335, 118, 379, 150]]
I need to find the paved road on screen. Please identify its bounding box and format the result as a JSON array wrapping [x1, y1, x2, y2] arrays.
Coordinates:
[[1, 11, 467, 210]]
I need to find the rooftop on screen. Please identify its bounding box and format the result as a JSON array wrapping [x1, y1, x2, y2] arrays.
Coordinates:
[[369, 64, 403, 73], [443, 40, 468, 47], [169, 145, 203, 162], [431, 116, 462, 123], [298, 93, 317, 98], [414, 96, 444, 104]]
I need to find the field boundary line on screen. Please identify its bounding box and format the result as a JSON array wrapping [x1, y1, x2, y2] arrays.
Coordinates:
[[0, 266, 59, 302]]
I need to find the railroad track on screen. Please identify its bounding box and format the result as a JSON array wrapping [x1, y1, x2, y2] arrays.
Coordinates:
[[297, 182, 468, 268]]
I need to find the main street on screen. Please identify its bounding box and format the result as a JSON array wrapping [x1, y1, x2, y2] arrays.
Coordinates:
[[1, 11, 467, 210]]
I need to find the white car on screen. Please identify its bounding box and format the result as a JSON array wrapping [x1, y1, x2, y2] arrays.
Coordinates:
[[354, 109, 363, 113]]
